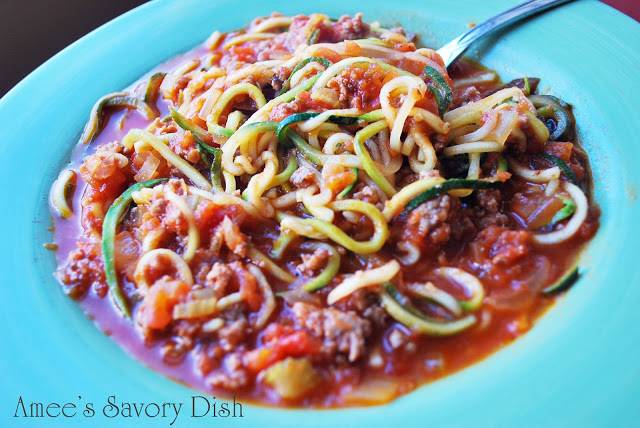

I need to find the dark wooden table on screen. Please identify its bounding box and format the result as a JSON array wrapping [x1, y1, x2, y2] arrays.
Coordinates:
[[0, 0, 637, 98], [601, 0, 639, 21], [0, 0, 148, 97]]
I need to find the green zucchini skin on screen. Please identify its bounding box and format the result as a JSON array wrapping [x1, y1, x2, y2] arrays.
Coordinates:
[[542, 266, 580, 295], [80, 93, 157, 144], [405, 179, 501, 213], [278, 56, 331, 95], [170, 107, 211, 142], [540, 153, 578, 185], [276, 113, 321, 146], [144, 72, 166, 113], [276, 112, 361, 146], [380, 283, 476, 336], [102, 178, 168, 318], [424, 66, 453, 118], [338, 168, 358, 199]]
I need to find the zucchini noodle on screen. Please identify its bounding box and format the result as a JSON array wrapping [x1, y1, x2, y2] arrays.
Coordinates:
[[382, 176, 445, 221], [397, 240, 421, 265], [80, 92, 156, 144], [444, 87, 524, 128], [173, 297, 218, 319], [270, 230, 297, 259], [508, 157, 561, 183], [298, 108, 362, 132], [287, 129, 361, 168], [454, 109, 498, 144], [247, 74, 322, 123], [298, 185, 334, 222], [280, 199, 389, 254], [271, 154, 298, 187], [271, 190, 298, 208], [207, 82, 267, 129], [133, 248, 194, 293], [290, 62, 325, 88], [452, 72, 497, 88], [432, 267, 485, 312], [525, 111, 551, 143], [245, 151, 279, 218], [187, 186, 264, 218], [246, 264, 276, 328], [247, 246, 296, 283], [407, 282, 463, 316], [449, 152, 481, 197], [353, 120, 396, 197], [164, 190, 200, 262], [443, 141, 503, 156], [380, 284, 477, 336], [407, 128, 437, 172], [327, 260, 400, 305], [312, 57, 377, 90], [221, 121, 278, 175], [412, 107, 449, 133], [225, 110, 247, 130], [533, 182, 588, 245], [50, 169, 77, 219], [379, 76, 428, 153], [122, 129, 212, 190], [216, 292, 243, 310], [299, 242, 341, 292], [223, 33, 275, 49], [323, 133, 353, 154]]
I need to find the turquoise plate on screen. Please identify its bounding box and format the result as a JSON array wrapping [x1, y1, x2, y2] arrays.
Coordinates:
[[1, 0, 639, 426]]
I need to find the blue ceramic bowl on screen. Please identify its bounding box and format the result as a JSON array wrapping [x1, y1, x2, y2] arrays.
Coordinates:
[[1, 0, 639, 426]]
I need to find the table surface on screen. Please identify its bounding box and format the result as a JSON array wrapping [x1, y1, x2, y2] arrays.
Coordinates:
[[601, 0, 638, 20], [0, 0, 637, 97]]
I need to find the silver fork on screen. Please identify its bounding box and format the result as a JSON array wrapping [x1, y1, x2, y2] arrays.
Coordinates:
[[437, 0, 575, 68]]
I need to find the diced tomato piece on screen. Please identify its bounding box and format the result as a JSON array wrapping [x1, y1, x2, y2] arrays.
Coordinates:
[[544, 142, 573, 162], [138, 279, 190, 330], [495, 171, 512, 182], [229, 45, 255, 62], [194, 200, 246, 241], [245, 324, 322, 373], [271, 331, 321, 358], [297, 91, 334, 111], [311, 47, 343, 63], [396, 42, 415, 52], [244, 348, 276, 373], [322, 163, 356, 194], [344, 40, 360, 55]]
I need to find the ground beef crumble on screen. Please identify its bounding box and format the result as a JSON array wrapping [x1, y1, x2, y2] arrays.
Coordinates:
[[398, 194, 475, 256], [56, 241, 107, 298], [292, 302, 372, 362]]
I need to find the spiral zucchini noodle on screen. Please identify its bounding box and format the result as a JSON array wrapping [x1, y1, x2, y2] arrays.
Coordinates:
[[51, 13, 599, 406]]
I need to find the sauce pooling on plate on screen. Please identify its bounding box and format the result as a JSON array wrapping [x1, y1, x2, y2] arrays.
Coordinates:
[[50, 13, 599, 407]]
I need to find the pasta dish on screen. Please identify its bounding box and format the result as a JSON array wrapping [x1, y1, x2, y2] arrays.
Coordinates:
[[50, 13, 599, 406]]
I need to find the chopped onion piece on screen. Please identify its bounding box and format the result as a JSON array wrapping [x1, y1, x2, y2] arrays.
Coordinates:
[[173, 297, 218, 319]]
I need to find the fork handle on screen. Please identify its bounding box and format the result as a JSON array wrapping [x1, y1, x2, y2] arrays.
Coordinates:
[[436, 0, 575, 68]]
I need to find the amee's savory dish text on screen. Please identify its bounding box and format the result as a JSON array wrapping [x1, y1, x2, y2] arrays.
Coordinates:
[[50, 13, 599, 406]]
